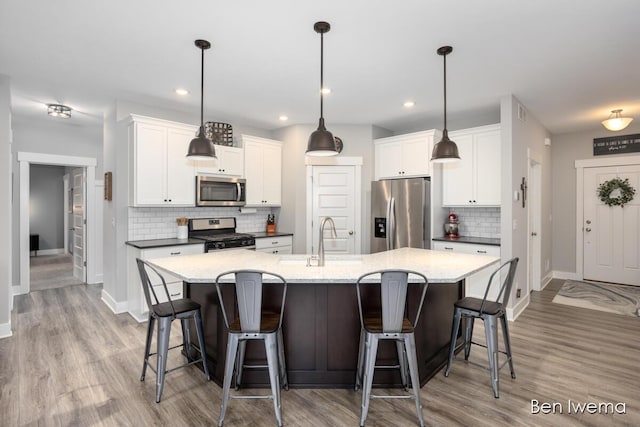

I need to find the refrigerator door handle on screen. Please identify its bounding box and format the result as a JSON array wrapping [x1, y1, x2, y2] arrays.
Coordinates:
[[389, 197, 396, 250], [385, 197, 392, 250]]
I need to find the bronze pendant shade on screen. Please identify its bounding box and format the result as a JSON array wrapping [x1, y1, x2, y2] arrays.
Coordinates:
[[431, 46, 460, 163], [306, 21, 338, 157], [187, 39, 217, 160]]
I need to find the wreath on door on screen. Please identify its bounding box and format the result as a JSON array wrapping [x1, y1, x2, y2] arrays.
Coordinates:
[[597, 177, 636, 207]]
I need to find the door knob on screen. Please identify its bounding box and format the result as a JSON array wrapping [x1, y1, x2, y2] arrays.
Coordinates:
[[585, 228, 592, 232], [586, 220, 591, 224], [531, 232, 537, 236], [348, 231, 354, 235]]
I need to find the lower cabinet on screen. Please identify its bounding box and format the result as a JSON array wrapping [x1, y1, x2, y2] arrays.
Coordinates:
[[432, 241, 501, 299], [255, 235, 293, 255], [127, 243, 204, 322]]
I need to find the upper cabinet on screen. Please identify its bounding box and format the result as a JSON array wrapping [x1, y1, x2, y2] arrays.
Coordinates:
[[442, 124, 501, 207], [128, 115, 197, 207], [374, 130, 441, 180], [194, 145, 244, 177], [242, 135, 282, 206]]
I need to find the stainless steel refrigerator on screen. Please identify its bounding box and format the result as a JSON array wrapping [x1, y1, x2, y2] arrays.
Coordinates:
[[370, 178, 430, 253]]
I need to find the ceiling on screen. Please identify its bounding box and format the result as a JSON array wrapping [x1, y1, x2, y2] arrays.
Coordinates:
[[1, 0, 639, 135]]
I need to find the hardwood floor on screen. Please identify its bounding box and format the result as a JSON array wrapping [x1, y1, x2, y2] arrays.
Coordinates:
[[1, 279, 639, 426]]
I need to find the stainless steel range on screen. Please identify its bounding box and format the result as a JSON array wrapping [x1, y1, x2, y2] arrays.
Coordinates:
[[188, 217, 255, 252]]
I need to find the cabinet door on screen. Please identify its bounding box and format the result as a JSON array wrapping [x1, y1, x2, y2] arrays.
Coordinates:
[[375, 141, 403, 179], [243, 141, 265, 206], [474, 130, 501, 206], [442, 134, 474, 206], [195, 146, 244, 176], [135, 123, 167, 205], [402, 137, 430, 177], [166, 127, 196, 205], [261, 143, 282, 205]]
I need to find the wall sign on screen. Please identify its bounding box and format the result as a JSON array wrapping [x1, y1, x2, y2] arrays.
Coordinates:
[[593, 133, 640, 156]]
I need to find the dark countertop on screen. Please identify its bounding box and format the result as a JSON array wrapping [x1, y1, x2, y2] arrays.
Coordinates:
[[125, 238, 205, 249], [252, 231, 294, 239], [432, 236, 501, 246]]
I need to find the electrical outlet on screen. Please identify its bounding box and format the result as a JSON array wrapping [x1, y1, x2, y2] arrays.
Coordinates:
[[516, 288, 522, 298]]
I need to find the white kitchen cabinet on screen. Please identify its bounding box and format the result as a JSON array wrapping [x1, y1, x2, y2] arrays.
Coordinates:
[[242, 135, 282, 206], [127, 243, 204, 322], [195, 145, 244, 177], [432, 240, 500, 299], [442, 124, 501, 206], [255, 235, 293, 255], [128, 115, 198, 206], [374, 130, 441, 180]]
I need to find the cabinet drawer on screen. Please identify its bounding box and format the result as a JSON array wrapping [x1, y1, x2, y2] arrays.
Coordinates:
[[432, 241, 500, 257], [256, 247, 292, 255], [255, 236, 293, 250], [152, 282, 184, 304], [142, 244, 203, 284]]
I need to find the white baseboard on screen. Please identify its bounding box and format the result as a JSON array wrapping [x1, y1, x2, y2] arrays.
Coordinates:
[[0, 322, 13, 339], [101, 289, 128, 314], [552, 270, 580, 281], [507, 293, 530, 321], [541, 272, 553, 290], [31, 248, 65, 256]]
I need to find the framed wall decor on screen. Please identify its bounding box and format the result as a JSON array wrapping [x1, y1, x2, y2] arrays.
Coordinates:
[[104, 171, 112, 201]]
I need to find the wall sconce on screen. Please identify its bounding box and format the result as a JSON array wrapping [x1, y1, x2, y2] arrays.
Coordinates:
[[602, 109, 633, 131]]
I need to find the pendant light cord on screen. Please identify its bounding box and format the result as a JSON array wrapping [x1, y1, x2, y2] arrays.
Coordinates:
[[443, 52, 447, 130], [200, 46, 204, 128], [320, 31, 324, 120]]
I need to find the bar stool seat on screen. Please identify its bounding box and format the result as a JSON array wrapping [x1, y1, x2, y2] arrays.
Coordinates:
[[136, 258, 211, 403], [444, 257, 519, 399], [216, 270, 288, 427], [354, 269, 429, 427]]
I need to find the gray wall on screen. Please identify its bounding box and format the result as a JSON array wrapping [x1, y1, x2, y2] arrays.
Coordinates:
[[273, 123, 378, 254], [0, 74, 11, 334], [29, 165, 65, 251], [550, 121, 640, 274]]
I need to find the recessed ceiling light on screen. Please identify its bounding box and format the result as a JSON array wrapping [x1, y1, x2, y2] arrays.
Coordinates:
[[175, 88, 189, 96], [321, 87, 331, 95], [279, 115, 289, 121], [404, 101, 415, 108]]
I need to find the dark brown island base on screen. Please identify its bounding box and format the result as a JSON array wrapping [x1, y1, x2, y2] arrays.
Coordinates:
[[147, 248, 499, 389]]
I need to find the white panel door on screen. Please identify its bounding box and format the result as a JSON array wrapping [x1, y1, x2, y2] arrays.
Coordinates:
[[72, 168, 86, 282], [311, 165, 357, 255], [166, 127, 196, 205], [261, 143, 282, 205], [474, 129, 501, 205], [442, 134, 474, 205], [135, 123, 167, 205], [583, 165, 640, 285]]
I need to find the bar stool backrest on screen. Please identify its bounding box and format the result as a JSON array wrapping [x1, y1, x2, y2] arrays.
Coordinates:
[[357, 269, 429, 333], [136, 258, 176, 318], [215, 269, 287, 333], [481, 257, 519, 314]]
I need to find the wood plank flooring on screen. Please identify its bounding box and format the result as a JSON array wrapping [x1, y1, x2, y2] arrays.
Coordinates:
[[1, 279, 639, 426]]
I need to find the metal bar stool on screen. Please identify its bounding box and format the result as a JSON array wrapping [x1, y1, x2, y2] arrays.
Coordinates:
[[444, 257, 519, 398], [215, 269, 288, 427], [354, 269, 429, 427], [136, 258, 211, 403]]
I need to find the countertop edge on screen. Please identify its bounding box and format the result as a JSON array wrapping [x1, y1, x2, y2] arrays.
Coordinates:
[[432, 236, 501, 246]]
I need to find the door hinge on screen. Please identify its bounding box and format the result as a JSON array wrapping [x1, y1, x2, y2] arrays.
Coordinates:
[[84, 261, 87, 267]]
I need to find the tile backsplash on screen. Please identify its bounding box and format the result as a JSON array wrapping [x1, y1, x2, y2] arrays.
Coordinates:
[[447, 207, 500, 239], [128, 207, 275, 241]]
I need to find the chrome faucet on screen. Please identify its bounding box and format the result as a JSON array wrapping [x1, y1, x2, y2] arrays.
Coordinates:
[[318, 216, 337, 267]]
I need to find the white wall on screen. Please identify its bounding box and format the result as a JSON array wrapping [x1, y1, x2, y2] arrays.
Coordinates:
[[500, 95, 552, 317], [550, 121, 640, 274], [0, 74, 12, 337]]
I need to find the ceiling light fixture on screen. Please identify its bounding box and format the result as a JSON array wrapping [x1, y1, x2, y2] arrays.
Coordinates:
[[431, 46, 460, 163], [186, 39, 217, 160], [320, 87, 331, 95], [47, 104, 71, 119], [404, 101, 415, 108], [602, 109, 633, 131], [306, 21, 338, 157], [175, 88, 189, 96], [279, 115, 289, 121]]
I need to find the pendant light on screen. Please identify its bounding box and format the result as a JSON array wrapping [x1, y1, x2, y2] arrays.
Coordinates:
[[306, 21, 338, 157], [431, 46, 460, 163], [187, 39, 217, 160], [602, 109, 633, 131]]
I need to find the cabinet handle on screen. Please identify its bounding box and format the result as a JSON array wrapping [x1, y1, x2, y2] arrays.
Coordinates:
[[272, 241, 279, 245], [170, 251, 181, 255], [273, 250, 278, 254], [444, 246, 453, 250], [477, 250, 487, 254], [170, 292, 180, 297]]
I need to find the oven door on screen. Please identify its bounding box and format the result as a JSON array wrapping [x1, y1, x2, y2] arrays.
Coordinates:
[[196, 176, 246, 207]]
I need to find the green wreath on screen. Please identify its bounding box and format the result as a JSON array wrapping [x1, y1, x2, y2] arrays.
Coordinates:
[[597, 177, 635, 207]]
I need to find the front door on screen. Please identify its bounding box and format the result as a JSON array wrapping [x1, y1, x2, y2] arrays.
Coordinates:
[[583, 165, 640, 285], [72, 168, 86, 282], [310, 165, 357, 255]]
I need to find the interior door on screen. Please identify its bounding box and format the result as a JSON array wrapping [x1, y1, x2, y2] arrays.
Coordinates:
[[583, 165, 640, 285], [72, 168, 86, 282], [311, 165, 357, 255]]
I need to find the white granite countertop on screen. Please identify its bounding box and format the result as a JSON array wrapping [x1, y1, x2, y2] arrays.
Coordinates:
[[146, 247, 499, 284]]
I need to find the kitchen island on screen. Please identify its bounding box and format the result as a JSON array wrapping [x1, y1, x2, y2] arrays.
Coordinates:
[[147, 247, 499, 388]]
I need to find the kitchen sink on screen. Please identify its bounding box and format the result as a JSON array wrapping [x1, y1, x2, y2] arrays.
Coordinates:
[[278, 255, 364, 266]]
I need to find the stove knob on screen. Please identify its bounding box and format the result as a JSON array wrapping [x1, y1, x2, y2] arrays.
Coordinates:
[[215, 242, 225, 250]]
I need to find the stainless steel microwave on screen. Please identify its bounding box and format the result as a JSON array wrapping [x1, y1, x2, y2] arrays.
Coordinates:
[[196, 176, 246, 207]]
